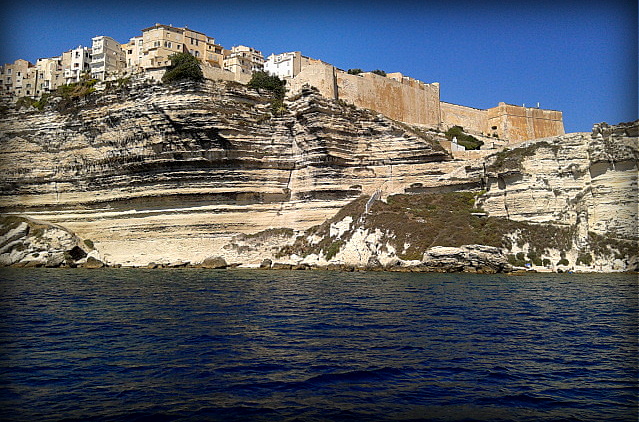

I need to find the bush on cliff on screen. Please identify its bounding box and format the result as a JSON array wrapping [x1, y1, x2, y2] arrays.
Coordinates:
[[248, 71, 287, 116], [445, 125, 484, 150], [162, 52, 203, 84], [248, 71, 286, 99]]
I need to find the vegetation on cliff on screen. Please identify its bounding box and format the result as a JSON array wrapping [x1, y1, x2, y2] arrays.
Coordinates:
[[162, 52, 204, 84], [276, 191, 636, 269], [445, 125, 484, 150], [247, 71, 287, 115]]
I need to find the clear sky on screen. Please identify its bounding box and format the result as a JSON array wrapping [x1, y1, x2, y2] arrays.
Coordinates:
[[1, 0, 636, 133]]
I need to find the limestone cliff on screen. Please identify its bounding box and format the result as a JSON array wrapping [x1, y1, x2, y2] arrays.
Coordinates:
[[0, 77, 635, 271], [0, 77, 452, 266]]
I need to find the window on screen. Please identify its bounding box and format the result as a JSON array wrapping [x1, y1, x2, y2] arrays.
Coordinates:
[[491, 126, 497, 130], [7, 69, 11, 74], [17, 71, 21, 76], [128, 49, 133, 54]]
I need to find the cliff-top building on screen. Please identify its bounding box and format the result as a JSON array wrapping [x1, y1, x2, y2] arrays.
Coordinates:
[[0, 24, 564, 143], [90, 36, 125, 80], [137, 24, 225, 71], [224, 45, 264, 76]]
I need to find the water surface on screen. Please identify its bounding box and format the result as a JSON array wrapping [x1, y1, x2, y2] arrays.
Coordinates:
[[0, 269, 637, 421]]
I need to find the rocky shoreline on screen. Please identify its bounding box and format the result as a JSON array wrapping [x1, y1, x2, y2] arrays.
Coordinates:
[[0, 79, 636, 273]]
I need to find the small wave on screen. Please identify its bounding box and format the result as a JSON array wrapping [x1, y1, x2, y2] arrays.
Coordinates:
[[304, 367, 404, 385]]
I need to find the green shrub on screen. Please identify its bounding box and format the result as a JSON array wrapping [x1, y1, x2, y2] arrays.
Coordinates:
[[83, 239, 95, 249], [270, 98, 287, 116], [557, 258, 569, 266], [445, 125, 484, 150], [347, 68, 363, 75], [325, 240, 344, 260], [508, 254, 527, 267], [15, 97, 37, 110], [576, 253, 593, 266], [371, 69, 386, 77], [162, 52, 204, 84], [248, 71, 285, 99]]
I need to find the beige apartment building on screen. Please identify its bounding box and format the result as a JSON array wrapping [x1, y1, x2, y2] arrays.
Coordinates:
[[124, 36, 144, 69], [0, 59, 38, 98], [224, 45, 264, 76], [137, 24, 225, 70], [90, 36, 125, 80], [35, 56, 64, 94]]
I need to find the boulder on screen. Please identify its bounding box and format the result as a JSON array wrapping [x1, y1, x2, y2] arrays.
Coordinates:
[[421, 244, 511, 273], [259, 258, 272, 269], [45, 252, 65, 267], [271, 262, 292, 270], [200, 256, 228, 269], [83, 256, 105, 269], [167, 260, 189, 268]]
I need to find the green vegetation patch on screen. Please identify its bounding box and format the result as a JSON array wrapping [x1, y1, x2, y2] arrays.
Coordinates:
[[487, 141, 560, 172], [248, 71, 285, 99], [162, 52, 204, 84], [247, 71, 286, 116], [445, 125, 483, 150]]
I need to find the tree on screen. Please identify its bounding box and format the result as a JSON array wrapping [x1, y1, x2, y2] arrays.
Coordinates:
[[371, 69, 387, 77], [247, 71, 285, 99], [347, 68, 363, 75], [162, 52, 203, 84]]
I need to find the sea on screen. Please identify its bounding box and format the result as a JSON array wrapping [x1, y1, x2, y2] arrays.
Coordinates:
[[0, 269, 636, 422]]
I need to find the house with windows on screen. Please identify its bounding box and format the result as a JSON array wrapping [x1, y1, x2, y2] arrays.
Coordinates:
[[35, 56, 64, 95], [90, 36, 125, 80], [224, 45, 264, 76], [0, 59, 38, 98], [61, 46, 92, 84], [137, 24, 226, 71], [264, 51, 305, 79]]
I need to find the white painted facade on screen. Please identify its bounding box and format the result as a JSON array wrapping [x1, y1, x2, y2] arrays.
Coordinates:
[[62, 46, 92, 84], [264, 51, 299, 79]]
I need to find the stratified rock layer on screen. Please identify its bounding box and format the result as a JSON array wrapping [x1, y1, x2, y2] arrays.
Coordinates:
[[0, 79, 452, 266]]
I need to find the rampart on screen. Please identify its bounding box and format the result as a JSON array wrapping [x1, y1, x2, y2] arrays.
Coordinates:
[[487, 102, 564, 141], [440, 102, 488, 135], [288, 61, 564, 143], [289, 62, 441, 127]]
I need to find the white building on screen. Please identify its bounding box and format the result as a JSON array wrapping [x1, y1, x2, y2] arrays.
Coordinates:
[[264, 51, 303, 79], [62, 46, 92, 84], [90, 36, 125, 80]]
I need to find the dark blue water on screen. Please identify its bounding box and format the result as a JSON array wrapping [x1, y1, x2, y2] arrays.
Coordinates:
[[0, 269, 636, 422]]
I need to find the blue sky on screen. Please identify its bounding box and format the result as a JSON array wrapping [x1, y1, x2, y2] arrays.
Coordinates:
[[1, 0, 636, 133]]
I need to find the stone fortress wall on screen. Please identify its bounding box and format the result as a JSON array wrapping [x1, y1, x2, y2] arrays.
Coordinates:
[[287, 60, 564, 144]]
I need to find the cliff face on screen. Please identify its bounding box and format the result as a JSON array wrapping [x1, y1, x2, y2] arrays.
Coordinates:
[[0, 78, 635, 271], [476, 122, 637, 241], [0, 78, 452, 266]]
